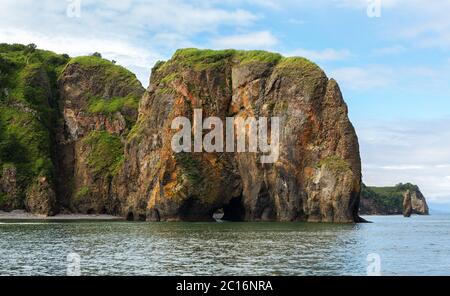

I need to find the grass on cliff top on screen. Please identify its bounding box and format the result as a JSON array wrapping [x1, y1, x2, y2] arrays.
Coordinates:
[[158, 48, 291, 72], [68, 56, 141, 87], [82, 131, 124, 177], [154, 49, 325, 96], [236, 50, 283, 65], [0, 43, 70, 77], [275, 57, 325, 83], [1, 44, 69, 106], [361, 184, 404, 210], [368, 183, 419, 197]]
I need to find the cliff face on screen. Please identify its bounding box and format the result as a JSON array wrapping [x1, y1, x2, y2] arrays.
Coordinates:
[[0, 44, 66, 215], [1, 45, 362, 222], [56, 57, 144, 214], [115, 49, 362, 222], [359, 183, 429, 216], [0, 44, 144, 215]]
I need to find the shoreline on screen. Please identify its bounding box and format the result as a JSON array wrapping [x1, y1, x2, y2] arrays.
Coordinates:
[[0, 210, 123, 221]]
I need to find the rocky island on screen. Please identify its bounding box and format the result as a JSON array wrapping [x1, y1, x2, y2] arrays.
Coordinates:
[[0, 44, 362, 222], [359, 183, 429, 217]]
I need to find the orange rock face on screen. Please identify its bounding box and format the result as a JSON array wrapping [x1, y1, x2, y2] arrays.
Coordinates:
[[115, 49, 362, 222]]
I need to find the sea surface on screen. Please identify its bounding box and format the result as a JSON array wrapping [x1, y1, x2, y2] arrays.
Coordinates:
[[1, 214, 450, 276]]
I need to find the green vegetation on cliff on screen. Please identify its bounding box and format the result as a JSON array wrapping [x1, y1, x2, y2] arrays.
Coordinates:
[[316, 155, 351, 173], [236, 50, 282, 65], [82, 131, 124, 177], [158, 48, 299, 72], [68, 55, 144, 128], [1, 44, 142, 213], [171, 48, 236, 70], [360, 183, 421, 214], [87, 94, 140, 115], [0, 44, 70, 209], [68, 55, 142, 92], [74, 186, 90, 202], [153, 49, 324, 101], [175, 153, 203, 185]]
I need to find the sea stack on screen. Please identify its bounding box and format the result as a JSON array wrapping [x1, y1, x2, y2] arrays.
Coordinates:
[[115, 49, 362, 222]]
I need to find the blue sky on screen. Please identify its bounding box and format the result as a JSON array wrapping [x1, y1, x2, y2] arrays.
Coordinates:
[[1, 0, 450, 206]]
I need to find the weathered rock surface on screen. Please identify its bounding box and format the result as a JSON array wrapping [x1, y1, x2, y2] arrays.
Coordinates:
[[115, 49, 362, 222], [55, 57, 145, 214], [359, 183, 429, 216], [403, 190, 413, 217], [0, 165, 20, 211], [25, 176, 57, 216], [1, 45, 363, 222]]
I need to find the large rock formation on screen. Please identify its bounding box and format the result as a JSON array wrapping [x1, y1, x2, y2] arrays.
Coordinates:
[[1, 45, 363, 222], [0, 43, 66, 215], [115, 49, 362, 222], [55, 56, 144, 214], [0, 44, 144, 215], [359, 183, 429, 216]]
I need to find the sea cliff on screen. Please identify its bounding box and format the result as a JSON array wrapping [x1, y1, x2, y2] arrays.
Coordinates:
[[1, 45, 362, 222]]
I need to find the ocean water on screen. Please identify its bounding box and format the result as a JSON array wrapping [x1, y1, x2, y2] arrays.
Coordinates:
[[1, 214, 450, 276]]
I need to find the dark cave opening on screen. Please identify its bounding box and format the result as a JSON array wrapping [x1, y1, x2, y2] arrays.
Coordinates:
[[126, 212, 134, 221], [221, 196, 246, 222]]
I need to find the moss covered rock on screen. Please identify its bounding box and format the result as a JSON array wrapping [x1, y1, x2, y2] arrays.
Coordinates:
[[0, 43, 144, 215], [56, 54, 144, 214], [0, 43, 67, 214]]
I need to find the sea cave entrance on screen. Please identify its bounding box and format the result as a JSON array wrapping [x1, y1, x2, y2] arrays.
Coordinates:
[[212, 196, 246, 222]]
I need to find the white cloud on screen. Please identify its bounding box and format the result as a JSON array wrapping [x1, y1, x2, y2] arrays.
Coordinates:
[[210, 31, 278, 49], [0, 28, 163, 87], [378, 165, 425, 170], [287, 48, 352, 62], [151, 33, 196, 49], [358, 118, 450, 203]]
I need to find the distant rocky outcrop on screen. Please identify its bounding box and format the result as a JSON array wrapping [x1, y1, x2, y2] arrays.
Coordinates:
[[359, 183, 429, 216], [1, 45, 363, 222]]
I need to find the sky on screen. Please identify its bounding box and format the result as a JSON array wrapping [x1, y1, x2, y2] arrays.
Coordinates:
[[1, 0, 450, 207]]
